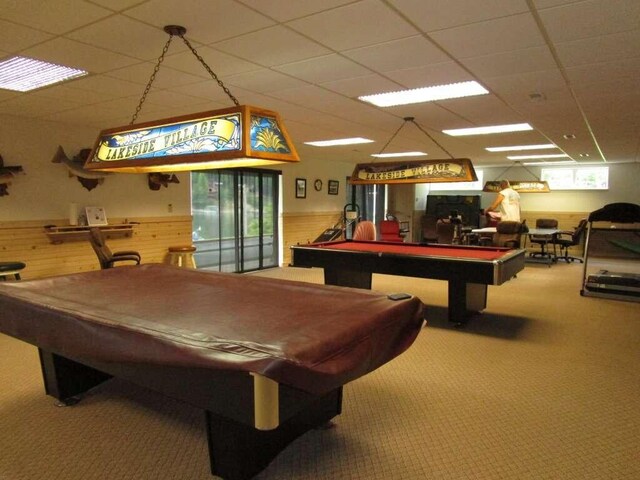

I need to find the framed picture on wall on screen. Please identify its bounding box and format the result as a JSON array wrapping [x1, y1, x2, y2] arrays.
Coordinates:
[[295, 178, 307, 199], [328, 180, 339, 195], [85, 206, 108, 226]]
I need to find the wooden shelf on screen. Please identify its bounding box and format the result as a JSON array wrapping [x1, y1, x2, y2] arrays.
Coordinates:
[[44, 224, 134, 244]]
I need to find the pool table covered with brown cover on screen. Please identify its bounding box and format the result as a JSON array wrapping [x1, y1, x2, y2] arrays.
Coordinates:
[[0, 264, 424, 479]]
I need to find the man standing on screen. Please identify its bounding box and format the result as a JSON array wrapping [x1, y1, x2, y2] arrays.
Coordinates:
[[486, 180, 521, 222]]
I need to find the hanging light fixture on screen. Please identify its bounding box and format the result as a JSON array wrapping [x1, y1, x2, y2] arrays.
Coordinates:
[[84, 25, 299, 173], [482, 161, 551, 193], [349, 117, 477, 185]]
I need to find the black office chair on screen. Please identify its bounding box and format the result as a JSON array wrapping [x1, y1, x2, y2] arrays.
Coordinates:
[[553, 219, 587, 263], [88, 227, 141, 269], [529, 218, 558, 259]]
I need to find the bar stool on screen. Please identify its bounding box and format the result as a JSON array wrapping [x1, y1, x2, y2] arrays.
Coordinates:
[[0, 261, 26, 280], [167, 246, 197, 269]]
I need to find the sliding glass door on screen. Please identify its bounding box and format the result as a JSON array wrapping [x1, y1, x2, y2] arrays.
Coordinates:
[[191, 169, 279, 273]]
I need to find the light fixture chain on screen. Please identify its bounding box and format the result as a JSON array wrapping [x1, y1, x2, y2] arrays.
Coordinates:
[[178, 35, 240, 106], [494, 161, 541, 181], [376, 121, 408, 157], [410, 119, 456, 159], [130, 35, 175, 124]]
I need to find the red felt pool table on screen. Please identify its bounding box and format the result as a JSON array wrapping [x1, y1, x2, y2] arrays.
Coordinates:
[[290, 240, 526, 324]]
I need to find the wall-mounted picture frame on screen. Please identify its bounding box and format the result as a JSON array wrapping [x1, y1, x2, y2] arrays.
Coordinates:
[[328, 180, 339, 195], [295, 178, 306, 199], [85, 206, 108, 226]]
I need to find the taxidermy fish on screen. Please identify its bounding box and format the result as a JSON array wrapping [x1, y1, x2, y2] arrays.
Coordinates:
[[52, 146, 110, 191]]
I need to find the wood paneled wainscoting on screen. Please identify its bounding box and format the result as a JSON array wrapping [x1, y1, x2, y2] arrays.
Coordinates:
[[0, 216, 192, 280], [282, 211, 342, 265]]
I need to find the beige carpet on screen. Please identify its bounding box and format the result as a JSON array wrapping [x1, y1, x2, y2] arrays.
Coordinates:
[[1, 262, 638, 479]]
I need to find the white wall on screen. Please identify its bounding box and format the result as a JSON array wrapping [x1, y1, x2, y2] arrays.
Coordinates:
[[276, 159, 354, 213], [0, 114, 190, 222]]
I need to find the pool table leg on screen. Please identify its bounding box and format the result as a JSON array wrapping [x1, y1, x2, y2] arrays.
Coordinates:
[[205, 387, 343, 480], [448, 281, 487, 324], [38, 349, 112, 405], [324, 268, 372, 289]]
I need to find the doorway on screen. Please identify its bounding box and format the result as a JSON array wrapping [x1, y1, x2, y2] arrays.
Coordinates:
[[191, 169, 280, 272]]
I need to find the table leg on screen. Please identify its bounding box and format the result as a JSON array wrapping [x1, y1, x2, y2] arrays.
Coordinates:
[[38, 349, 112, 404], [205, 387, 342, 480], [448, 280, 487, 324], [324, 268, 372, 289]]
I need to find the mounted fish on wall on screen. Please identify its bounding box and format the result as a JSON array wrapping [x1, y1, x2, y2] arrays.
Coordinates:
[[0, 154, 24, 197], [147, 172, 180, 191], [52, 146, 110, 191]]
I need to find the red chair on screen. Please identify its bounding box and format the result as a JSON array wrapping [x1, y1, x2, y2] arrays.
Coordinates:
[[379, 220, 403, 242]]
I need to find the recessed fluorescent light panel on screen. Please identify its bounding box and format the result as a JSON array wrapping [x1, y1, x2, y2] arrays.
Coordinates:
[[305, 137, 374, 147], [371, 152, 428, 158], [443, 123, 533, 136], [523, 160, 576, 166], [486, 144, 557, 152], [507, 154, 569, 160], [358, 81, 489, 107], [0, 56, 88, 92]]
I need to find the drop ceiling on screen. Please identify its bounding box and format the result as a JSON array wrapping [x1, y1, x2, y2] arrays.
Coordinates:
[[1, 0, 638, 167]]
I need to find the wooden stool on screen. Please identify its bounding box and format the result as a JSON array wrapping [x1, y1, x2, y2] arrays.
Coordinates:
[[167, 246, 197, 269], [0, 261, 26, 280]]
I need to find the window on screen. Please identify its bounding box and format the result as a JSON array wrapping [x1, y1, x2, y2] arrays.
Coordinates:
[[541, 167, 608, 190]]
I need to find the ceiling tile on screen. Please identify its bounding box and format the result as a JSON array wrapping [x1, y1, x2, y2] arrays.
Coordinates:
[[554, 29, 640, 67], [66, 15, 176, 61], [273, 54, 372, 84], [0, 0, 112, 34], [343, 35, 450, 72], [384, 62, 473, 88], [141, 88, 211, 107], [0, 94, 83, 118], [225, 69, 308, 93], [105, 63, 206, 89], [565, 56, 640, 86], [0, 19, 53, 53], [538, 0, 640, 43], [66, 74, 145, 97], [388, 0, 529, 32], [321, 75, 403, 98], [440, 95, 525, 125], [430, 13, 545, 59], [287, 0, 418, 51], [213, 26, 331, 67], [462, 46, 557, 78], [237, 0, 355, 22], [89, 0, 151, 11], [124, 0, 275, 44], [161, 47, 262, 78], [481, 69, 568, 105], [22, 38, 139, 73]]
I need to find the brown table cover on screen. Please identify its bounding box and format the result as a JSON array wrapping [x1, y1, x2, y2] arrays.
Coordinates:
[[0, 264, 424, 394]]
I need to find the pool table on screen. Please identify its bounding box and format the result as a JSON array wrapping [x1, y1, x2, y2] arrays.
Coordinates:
[[0, 264, 424, 480], [290, 240, 525, 324]]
